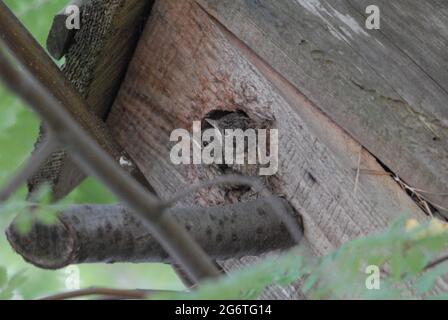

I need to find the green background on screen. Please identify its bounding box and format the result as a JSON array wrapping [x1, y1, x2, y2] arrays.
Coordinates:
[[0, 0, 182, 299]]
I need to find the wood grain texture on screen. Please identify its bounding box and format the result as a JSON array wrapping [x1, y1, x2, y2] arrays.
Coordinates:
[[107, 0, 447, 298], [199, 0, 448, 215], [30, 0, 154, 199], [347, 0, 448, 92]]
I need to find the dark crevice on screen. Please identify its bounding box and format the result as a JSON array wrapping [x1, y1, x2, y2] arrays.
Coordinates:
[[371, 153, 445, 220]]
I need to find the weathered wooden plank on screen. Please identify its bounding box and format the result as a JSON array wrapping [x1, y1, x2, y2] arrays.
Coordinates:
[[347, 0, 448, 93], [107, 0, 439, 298], [198, 0, 448, 215], [29, 0, 154, 199]]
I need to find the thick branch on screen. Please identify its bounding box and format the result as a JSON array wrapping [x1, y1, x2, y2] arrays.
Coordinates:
[[163, 175, 304, 243], [6, 198, 300, 269]]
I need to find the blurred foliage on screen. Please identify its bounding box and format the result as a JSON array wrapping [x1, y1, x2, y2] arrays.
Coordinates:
[[156, 218, 448, 300], [0, 0, 183, 299], [0, 268, 27, 300]]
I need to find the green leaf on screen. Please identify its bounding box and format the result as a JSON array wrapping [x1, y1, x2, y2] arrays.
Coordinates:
[[153, 249, 306, 300], [7, 270, 27, 291], [399, 247, 428, 276], [13, 211, 34, 235], [36, 206, 59, 226], [0, 270, 26, 300]]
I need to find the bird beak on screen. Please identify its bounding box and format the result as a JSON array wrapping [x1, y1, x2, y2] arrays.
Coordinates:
[[205, 118, 217, 128], [204, 119, 223, 141]]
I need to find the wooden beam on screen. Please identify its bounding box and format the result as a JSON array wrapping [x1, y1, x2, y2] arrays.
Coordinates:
[[106, 0, 443, 298]]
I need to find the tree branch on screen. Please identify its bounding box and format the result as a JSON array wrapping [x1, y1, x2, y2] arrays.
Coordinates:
[[6, 198, 300, 268], [424, 254, 448, 271], [0, 136, 58, 202], [40, 287, 176, 300], [162, 175, 304, 243], [0, 42, 219, 282]]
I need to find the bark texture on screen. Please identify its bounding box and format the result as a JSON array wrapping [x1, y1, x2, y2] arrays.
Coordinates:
[[6, 198, 301, 269]]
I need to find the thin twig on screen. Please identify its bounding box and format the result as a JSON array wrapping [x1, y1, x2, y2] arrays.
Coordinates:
[[394, 176, 448, 214], [0, 42, 219, 282], [416, 193, 433, 217], [411, 188, 448, 196], [40, 287, 178, 300], [425, 201, 448, 214], [424, 254, 448, 271], [358, 168, 448, 214], [357, 169, 392, 176], [353, 147, 362, 196], [0, 137, 58, 202]]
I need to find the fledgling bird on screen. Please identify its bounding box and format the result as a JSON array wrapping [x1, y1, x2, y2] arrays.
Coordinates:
[[201, 111, 261, 189]]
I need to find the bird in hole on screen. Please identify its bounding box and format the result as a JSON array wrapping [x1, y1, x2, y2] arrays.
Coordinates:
[[201, 111, 262, 190]]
